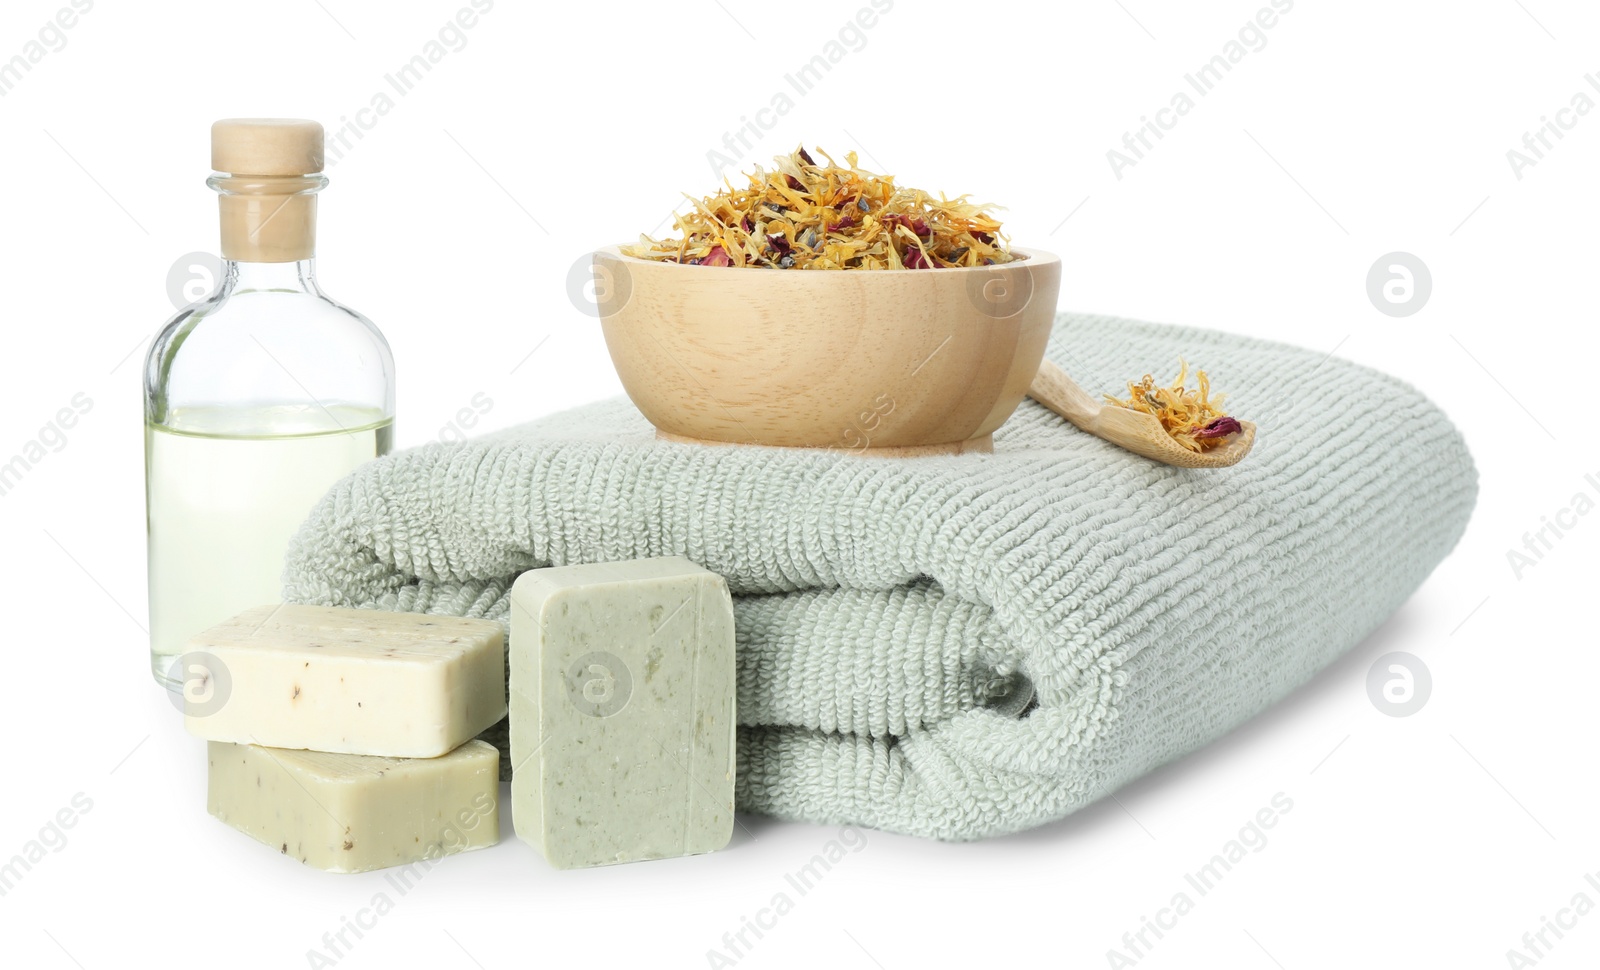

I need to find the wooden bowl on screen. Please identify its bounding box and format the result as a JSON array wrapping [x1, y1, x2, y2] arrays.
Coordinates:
[[592, 246, 1061, 455]]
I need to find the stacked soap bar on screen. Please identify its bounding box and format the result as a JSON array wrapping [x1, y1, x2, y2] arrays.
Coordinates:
[[187, 604, 506, 872], [183, 604, 506, 757], [207, 740, 499, 873], [510, 557, 737, 869]]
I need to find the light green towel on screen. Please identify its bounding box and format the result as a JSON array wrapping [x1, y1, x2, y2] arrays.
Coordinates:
[[284, 313, 1476, 840]]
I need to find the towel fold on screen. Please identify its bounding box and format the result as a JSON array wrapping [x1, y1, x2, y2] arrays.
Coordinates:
[[283, 313, 1476, 840]]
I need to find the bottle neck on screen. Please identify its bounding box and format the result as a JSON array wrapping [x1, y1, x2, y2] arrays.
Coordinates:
[[225, 259, 320, 294], [210, 173, 327, 264]]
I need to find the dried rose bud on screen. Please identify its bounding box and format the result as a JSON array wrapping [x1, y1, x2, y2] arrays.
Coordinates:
[[1193, 416, 1242, 439]]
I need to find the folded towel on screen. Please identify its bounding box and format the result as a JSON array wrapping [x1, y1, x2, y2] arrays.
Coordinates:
[[283, 313, 1476, 841]]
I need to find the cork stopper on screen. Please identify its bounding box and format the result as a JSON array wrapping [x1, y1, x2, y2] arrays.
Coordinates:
[[210, 119, 326, 262], [211, 119, 324, 176]]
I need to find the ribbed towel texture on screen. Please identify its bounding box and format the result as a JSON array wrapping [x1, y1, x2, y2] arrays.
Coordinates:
[[283, 313, 1476, 840]]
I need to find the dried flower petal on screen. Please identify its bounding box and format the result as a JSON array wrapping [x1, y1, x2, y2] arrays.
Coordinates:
[[1192, 416, 1242, 439], [1104, 360, 1237, 452], [621, 145, 1015, 271], [885, 214, 931, 237]]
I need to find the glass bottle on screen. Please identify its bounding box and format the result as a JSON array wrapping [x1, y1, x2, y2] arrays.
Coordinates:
[[144, 119, 394, 688]]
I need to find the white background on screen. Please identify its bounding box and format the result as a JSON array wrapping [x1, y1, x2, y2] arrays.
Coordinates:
[[0, 1, 1594, 967]]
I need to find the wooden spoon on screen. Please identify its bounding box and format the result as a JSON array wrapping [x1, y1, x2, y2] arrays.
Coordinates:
[[1027, 359, 1257, 468]]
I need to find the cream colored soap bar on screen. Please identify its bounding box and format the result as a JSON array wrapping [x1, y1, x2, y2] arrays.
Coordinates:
[[183, 604, 505, 758], [207, 739, 499, 873], [510, 557, 736, 869]]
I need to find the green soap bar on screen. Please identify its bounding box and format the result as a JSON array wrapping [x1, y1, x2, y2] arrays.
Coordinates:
[[510, 557, 737, 869], [206, 739, 499, 873]]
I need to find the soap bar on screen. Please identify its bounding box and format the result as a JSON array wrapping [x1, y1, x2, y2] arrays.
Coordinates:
[[206, 739, 499, 873], [510, 557, 736, 868], [183, 604, 505, 758]]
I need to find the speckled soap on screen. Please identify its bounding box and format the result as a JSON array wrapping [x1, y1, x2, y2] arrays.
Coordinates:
[[206, 739, 500, 873], [510, 557, 737, 868], [182, 604, 505, 758]]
